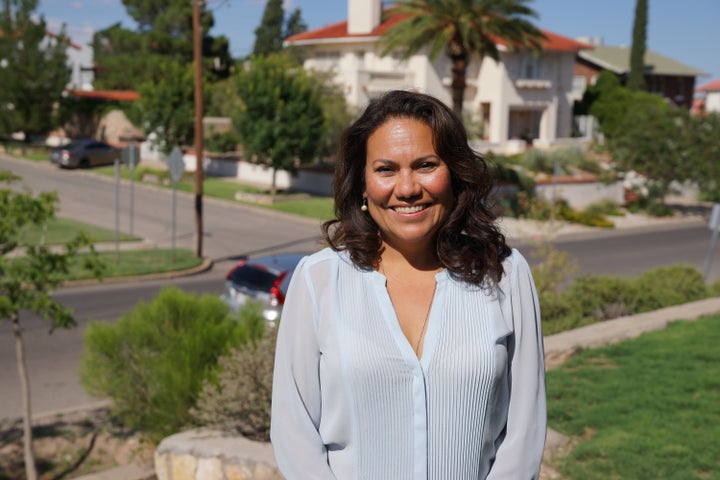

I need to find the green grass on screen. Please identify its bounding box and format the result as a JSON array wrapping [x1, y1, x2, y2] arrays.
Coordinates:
[[19, 217, 139, 245], [547, 315, 720, 479], [259, 196, 334, 220], [71, 248, 202, 280], [13, 216, 201, 280]]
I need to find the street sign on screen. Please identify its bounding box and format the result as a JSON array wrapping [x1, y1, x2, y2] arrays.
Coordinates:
[[167, 146, 185, 184], [122, 144, 139, 167]]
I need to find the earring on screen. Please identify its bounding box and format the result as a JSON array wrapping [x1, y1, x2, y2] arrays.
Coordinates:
[[361, 198, 368, 212]]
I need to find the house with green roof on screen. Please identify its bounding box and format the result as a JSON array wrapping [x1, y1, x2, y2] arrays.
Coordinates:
[[573, 40, 707, 110]]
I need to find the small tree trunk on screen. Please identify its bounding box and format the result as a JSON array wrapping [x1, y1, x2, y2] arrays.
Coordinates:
[[13, 311, 38, 480], [450, 56, 468, 118]]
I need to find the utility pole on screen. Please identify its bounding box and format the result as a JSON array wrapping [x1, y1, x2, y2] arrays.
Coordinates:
[[192, 0, 204, 258]]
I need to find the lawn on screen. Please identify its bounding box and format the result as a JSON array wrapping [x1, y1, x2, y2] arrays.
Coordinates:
[[546, 314, 720, 479], [13, 217, 202, 280], [18, 217, 138, 245]]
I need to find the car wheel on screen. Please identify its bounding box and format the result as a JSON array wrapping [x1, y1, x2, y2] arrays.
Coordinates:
[[79, 158, 90, 168]]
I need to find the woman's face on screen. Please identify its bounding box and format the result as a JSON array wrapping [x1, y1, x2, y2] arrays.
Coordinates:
[[363, 117, 454, 253]]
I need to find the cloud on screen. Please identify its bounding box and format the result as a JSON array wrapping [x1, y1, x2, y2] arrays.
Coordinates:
[[70, 1, 83, 8]]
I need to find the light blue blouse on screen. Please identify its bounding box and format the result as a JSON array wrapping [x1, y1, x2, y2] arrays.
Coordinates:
[[271, 247, 546, 479]]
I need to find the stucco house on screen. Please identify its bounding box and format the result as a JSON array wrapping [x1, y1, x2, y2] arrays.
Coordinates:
[[284, 0, 589, 152], [574, 40, 706, 110], [693, 79, 720, 115]]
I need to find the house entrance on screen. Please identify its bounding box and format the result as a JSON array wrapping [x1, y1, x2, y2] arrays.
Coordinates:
[[508, 109, 543, 143]]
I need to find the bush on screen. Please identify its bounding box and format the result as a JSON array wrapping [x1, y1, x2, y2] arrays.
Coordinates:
[[629, 265, 708, 311], [79, 287, 247, 441], [191, 302, 276, 441], [540, 264, 712, 335]]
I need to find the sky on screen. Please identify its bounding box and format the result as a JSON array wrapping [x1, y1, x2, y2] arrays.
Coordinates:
[[38, 0, 720, 85]]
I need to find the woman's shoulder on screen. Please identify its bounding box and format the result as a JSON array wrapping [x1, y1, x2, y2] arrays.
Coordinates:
[[500, 248, 532, 285], [296, 247, 354, 273]]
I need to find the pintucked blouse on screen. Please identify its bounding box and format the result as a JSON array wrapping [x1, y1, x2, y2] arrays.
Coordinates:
[[270, 247, 546, 479]]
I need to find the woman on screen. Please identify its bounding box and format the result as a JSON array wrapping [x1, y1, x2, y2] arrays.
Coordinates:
[[271, 90, 546, 479]]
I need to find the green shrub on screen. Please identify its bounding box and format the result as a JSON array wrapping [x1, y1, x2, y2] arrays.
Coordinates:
[[556, 200, 614, 228], [564, 275, 636, 320], [79, 287, 246, 441], [191, 303, 276, 441], [629, 265, 708, 311], [540, 264, 712, 335], [585, 199, 625, 217]]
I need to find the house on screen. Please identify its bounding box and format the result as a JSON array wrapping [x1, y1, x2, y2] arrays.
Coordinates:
[[284, 0, 590, 152], [574, 39, 707, 110], [693, 79, 720, 115]]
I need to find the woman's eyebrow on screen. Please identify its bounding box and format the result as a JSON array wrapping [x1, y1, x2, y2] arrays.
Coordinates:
[[370, 154, 440, 164]]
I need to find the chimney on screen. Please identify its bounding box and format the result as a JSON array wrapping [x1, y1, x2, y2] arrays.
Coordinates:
[[348, 0, 382, 35]]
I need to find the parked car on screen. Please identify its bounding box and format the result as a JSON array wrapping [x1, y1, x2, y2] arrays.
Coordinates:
[[220, 252, 307, 324], [50, 139, 122, 168]]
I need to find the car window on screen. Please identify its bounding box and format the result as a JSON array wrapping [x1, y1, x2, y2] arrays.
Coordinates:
[[228, 265, 279, 292]]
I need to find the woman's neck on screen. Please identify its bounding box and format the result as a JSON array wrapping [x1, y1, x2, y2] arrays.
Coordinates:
[[379, 242, 442, 273]]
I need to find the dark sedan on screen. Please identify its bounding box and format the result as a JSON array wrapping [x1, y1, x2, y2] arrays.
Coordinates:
[[50, 139, 122, 168]]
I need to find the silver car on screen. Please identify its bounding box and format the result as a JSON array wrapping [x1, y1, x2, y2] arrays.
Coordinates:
[[50, 139, 122, 168], [221, 253, 306, 323]]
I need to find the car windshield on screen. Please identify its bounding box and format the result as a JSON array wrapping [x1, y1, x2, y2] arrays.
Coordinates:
[[228, 265, 279, 292]]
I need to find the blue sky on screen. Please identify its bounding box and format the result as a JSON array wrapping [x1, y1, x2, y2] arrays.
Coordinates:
[[39, 0, 720, 85]]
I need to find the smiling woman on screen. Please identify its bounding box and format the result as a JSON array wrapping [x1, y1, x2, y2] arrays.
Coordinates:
[[270, 90, 547, 479]]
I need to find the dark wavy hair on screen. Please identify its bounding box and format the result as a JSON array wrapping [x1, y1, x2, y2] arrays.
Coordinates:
[[322, 90, 510, 285]]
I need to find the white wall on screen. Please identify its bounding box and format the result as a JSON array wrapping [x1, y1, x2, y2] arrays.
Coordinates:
[[706, 91, 720, 112]]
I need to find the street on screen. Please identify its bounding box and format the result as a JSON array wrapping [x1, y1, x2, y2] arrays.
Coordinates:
[[1, 153, 719, 420]]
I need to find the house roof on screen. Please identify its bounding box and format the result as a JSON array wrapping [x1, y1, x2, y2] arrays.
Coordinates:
[[285, 11, 589, 53], [578, 45, 706, 77], [67, 90, 139, 101], [696, 79, 720, 92]]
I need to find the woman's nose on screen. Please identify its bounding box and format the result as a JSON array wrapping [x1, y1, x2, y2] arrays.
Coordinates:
[[395, 171, 422, 199]]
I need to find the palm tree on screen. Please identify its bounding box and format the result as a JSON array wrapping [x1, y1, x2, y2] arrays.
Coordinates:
[[380, 0, 545, 117]]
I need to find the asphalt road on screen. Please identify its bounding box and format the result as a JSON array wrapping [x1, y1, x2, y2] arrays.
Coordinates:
[[1, 153, 719, 420]]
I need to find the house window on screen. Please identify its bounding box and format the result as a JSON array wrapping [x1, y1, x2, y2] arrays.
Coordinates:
[[312, 51, 340, 70], [572, 75, 587, 96], [516, 53, 542, 80]]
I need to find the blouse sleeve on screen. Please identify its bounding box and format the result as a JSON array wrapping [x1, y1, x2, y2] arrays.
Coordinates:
[[270, 257, 336, 479], [487, 250, 547, 479]]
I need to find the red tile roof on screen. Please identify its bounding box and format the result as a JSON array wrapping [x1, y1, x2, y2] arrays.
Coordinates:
[[697, 79, 720, 92], [67, 90, 139, 101], [286, 11, 589, 53]]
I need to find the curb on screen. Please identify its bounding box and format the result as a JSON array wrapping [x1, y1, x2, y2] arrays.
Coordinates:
[[60, 257, 215, 287]]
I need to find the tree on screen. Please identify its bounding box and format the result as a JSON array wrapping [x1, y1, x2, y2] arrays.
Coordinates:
[[627, 0, 648, 91], [380, 0, 545, 117], [610, 101, 688, 203], [130, 58, 198, 152], [686, 112, 720, 201], [92, 0, 230, 90], [251, 1, 307, 59], [284, 8, 308, 39], [253, 0, 284, 56], [233, 54, 325, 198], [0, 0, 70, 140], [0, 170, 102, 480]]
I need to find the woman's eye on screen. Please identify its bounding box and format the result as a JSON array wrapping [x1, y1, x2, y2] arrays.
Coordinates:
[[419, 162, 437, 170], [375, 166, 393, 173]]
